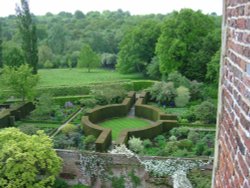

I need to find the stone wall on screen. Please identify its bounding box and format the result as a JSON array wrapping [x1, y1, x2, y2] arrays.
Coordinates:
[[213, 0, 250, 187]]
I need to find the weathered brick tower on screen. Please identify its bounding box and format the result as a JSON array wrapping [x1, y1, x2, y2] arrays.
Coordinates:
[[213, 0, 250, 187]]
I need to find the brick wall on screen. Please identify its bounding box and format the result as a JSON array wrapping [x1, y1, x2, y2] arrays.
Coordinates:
[[213, 0, 250, 187]]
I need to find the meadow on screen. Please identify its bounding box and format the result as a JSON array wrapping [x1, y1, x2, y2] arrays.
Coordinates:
[[37, 68, 143, 87]]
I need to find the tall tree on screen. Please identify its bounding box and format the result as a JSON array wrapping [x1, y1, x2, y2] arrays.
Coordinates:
[[156, 9, 219, 81], [78, 44, 100, 72], [0, 20, 2, 68], [16, 0, 38, 74]]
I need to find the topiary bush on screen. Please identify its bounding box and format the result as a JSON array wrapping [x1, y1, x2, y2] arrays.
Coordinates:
[[194, 100, 217, 124]]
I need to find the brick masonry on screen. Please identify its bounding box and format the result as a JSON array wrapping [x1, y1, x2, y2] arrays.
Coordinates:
[[213, 0, 250, 187]]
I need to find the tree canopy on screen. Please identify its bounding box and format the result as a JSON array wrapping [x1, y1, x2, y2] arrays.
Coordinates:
[[2, 64, 39, 102], [0, 128, 62, 188], [78, 44, 100, 72], [16, 0, 38, 74]]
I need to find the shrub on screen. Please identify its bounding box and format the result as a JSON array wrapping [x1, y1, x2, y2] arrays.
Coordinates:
[[170, 127, 189, 139], [188, 130, 200, 143], [154, 135, 166, 146], [91, 84, 126, 104], [128, 136, 144, 154], [162, 141, 179, 156], [177, 139, 193, 150], [61, 124, 78, 135], [181, 106, 196, 123], [84, 135, 96, 149], [143, 139, 153, 148], [189, 80, 203, 100], [169, 135, 177, 141], [79, 98, 97, 108], [52, 178, 69, 188], [167, 71, 190, 88], [149, 81, 176, 105], [174, 86, 190, 107], [195, 101, 217, 124], [19, 124, 39, 135], [146, 57, 161, 79], [53, 134, 74, 149]]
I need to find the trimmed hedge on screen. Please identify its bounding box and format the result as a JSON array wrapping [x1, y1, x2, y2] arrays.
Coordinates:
[[81, 93, 136, 152], [95, 129, 112, 152], [132, 80, 157, 91], [53, 95, 94, 105], [81, 116, 112, 152], [0, 102, 35, 128]]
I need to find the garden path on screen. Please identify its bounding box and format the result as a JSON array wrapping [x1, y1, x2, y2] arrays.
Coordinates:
[[51, 108, 83, 137]]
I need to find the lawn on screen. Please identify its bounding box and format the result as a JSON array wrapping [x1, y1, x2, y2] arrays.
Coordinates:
[[38, 68, 143, 87], [99, 117, 150, 140]]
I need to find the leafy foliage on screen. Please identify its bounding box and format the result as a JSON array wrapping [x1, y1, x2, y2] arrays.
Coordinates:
[[128, 136, 144, 154], [78, 44, 100, 72], [156, 9, 220, 81], [16, 0, 38, 74], [2, 64, 39, 102], [174, 86, 190, 107], [0, 128, 62, 188]]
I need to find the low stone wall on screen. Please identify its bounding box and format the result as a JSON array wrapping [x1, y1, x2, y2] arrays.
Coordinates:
[[56, 149, 212, 187]]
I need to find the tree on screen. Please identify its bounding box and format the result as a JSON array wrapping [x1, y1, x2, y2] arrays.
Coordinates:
[[117, 19, 160, 74], [206, 49, 221, 85], [3, 46, 25, 67], [0, 128, 62, 188], [2, 64, 39, 102], [16, 0, 38, 74], [0, 20, 2, 68], [38, 45, 53, 68], [78, 44, 100, 72], [156, 9, 219, 81], [48, 23, 66, 54], [174, 86, 190, 107]]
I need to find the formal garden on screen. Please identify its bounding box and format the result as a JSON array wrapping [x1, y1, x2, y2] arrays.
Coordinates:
[[0, 1, 221, 187]]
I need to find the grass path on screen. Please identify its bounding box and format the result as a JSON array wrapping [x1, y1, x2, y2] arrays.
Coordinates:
[[99, 117, 150, 140]]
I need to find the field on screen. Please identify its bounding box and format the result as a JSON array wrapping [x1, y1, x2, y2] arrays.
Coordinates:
[[37, 68, 143, 87], [99, 117, 150, 140]]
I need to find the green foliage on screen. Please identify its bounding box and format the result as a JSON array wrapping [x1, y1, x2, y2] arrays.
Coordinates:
[[38, 45, 54, 68], [16, 0, 38, 74], [149, 81, 176, 104], [154, 135, 166, 146], [128, 136, 144, 154], [3, 46, 25, 67], [0, 21, 2, 68], [206, 49, 221, 85], [170, 127, 189, 139], [101, 53, 117, 69], [79, 98, 97, 108], [53, 132, 83, 149], [48, 23, 65, 54], [117, 19, 160, 74], [91, 84, 126, 104], [174, 86, 190, 107], [156, 9, 220, 81], [128, 169, 141, 188], [2, 64, 39, 102], [18, 124, 39, 135], [167, 71, 190, 88], [84, 135, 96, 149], [188, 169, 211, 188], [61, 123, 78, 135], [53, 178, 69, 188], [146, 56, 161, 79], [32, 93, 55, 119], [78, 45, 100, 72], [111, 176, 125, 188], [187, 130, 200, 143], [195, 101, 217, 124], [143, 139, 153, 148], [0, 128, 62, 188]]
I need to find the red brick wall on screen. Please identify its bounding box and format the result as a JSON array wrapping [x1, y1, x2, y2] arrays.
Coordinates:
[[214, 0, 250, 187]]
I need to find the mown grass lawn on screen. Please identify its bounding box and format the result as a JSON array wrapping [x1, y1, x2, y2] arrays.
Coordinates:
[[38, 68, 143, 87], [99, 117, 150, 140]]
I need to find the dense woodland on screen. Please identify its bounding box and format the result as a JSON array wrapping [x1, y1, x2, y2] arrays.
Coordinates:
[[0, 9, 221, 82]]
